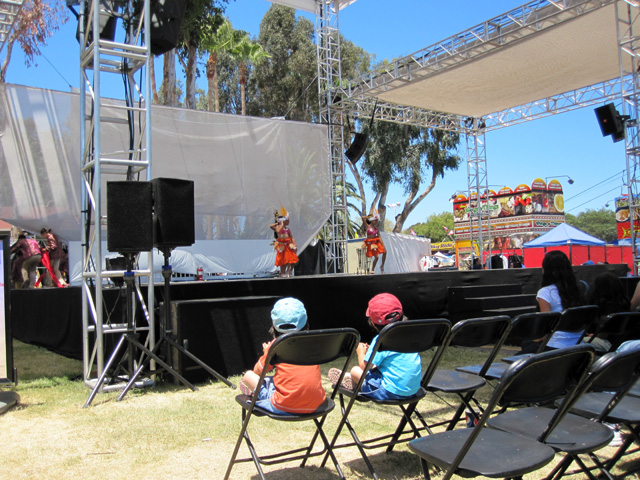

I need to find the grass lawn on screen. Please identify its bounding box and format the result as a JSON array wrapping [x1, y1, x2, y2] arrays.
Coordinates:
[[1, 340, 639, 480]]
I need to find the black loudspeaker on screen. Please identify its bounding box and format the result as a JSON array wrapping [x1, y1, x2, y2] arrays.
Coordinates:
[[152, 177, 195, 248], [76, 1, 118, 44], [170, 296, 280, 382], [107, 181, 154, 253], [345, 132, 369, 164], [150, 0, 187, 55], [595, 103, 625, 142]]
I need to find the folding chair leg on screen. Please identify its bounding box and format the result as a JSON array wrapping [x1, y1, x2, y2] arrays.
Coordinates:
[[604, 425, 640, 471], [385, 402, 430, 453], [419, 457, 432, 480], [542, 455, 574, 480], [342, 413, 380, 480], [300, 417, 346, 479]]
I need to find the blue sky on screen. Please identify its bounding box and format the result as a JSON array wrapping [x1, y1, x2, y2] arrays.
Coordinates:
[[4, 0, 625, 227]]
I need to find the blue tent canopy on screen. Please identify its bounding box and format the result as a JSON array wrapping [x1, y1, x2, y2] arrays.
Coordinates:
[[523, 223, 605, 248]]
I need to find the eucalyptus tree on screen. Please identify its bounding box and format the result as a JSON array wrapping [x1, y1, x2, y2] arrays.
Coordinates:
[[358, 121, 461, 233], [0, 0, 68, 82]]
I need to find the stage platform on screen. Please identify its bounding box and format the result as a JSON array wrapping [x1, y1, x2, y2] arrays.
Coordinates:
[[11, 264, 629, 381]]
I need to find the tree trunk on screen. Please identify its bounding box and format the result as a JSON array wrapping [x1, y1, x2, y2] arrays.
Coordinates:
[[213, 59, 220, 113], [163, 50, 177, 106], [185, 43, 196, 109], [0, 39, 14, 83], [206, 54, 214, 112], [240, 61, 246, 115], [150, 55, 159, 104]]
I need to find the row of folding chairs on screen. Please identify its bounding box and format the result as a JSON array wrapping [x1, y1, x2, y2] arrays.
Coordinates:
[[223, 314, 640, 480]]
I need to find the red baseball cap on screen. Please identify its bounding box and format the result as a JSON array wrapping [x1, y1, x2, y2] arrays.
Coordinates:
[[366, 293, 403, 325]]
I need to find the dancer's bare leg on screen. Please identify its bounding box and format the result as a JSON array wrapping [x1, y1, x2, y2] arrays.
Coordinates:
[[380, 252, 387, 274], [371, 256, 379, 274]]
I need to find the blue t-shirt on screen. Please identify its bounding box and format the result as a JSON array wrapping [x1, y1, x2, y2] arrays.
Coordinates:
[[364, 334, 422, 396]]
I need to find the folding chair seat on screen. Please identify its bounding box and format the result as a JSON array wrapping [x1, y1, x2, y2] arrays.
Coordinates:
[[409, 344, 596, 480], [460, 311, 561, 381], [502, 305, 599, 363], [426, 315, 511, 430], [324, 319, 451, 480], [584, 311, 640, 353], [223, 328, 360, 480]]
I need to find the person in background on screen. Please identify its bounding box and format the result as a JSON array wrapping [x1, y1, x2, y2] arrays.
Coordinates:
[[10, 233, 42, 289], [270, 209, 298, 278], [40, 227, 67, 287], [583, 273, 630, 352], [362, 213, 387, 274], [240, 297, 325, 415], [520, 250, 585, 353]]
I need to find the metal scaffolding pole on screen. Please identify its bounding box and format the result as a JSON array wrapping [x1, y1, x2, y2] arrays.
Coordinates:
[[466, 124, 490, 266], [316, 0, 347, 273], [79, 0, 155, 405], [616, 0, 640, 275]]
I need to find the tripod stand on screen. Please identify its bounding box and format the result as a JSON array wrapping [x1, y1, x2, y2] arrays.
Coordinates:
[[114, 247, 235, 402]]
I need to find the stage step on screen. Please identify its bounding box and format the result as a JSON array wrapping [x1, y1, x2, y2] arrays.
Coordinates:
[[447, 284, 537, 322], [484, 305, 538, 316], [448, 284, 523, 302], [466, 294, 537, 310]]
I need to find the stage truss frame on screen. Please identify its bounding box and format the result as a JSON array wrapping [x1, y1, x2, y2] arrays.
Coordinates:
[[0, 0, 24, 54], [79, 0, 156, 403], [313, 0, 639, 268]]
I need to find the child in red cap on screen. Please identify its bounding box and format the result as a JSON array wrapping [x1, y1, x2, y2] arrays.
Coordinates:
[[329, 293, 422, 400]]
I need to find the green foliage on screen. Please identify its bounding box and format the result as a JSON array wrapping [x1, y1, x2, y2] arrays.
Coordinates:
[[565, 208, 617, 243], [408, 211, 454, 242], [247, 5, 370, 121], [360, 121, 461, 231]]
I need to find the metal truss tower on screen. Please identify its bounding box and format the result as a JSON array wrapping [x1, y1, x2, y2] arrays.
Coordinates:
[[616, 0, 640, 275], [0, 0, 23, 54], [465, 124, 490, 264], [79, 0, 155, 404], [316, 0, 347, 273]]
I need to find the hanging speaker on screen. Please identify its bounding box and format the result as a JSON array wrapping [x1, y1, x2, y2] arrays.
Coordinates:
[[150, 0, 187, 55], [107, 181, 154, 253], [152, 177, 195, 248], [594, 103, 624, 141], [345, 133, 369, 164]]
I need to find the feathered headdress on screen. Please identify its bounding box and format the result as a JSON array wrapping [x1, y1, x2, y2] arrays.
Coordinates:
[[275, 206, 289, 221], [366, 209, 380, 221]]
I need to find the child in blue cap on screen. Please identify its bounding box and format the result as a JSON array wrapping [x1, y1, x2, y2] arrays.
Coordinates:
[[240, 297, 326, 415]]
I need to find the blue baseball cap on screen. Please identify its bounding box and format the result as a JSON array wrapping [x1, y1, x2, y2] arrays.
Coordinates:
[[271, 297, 307, 332]]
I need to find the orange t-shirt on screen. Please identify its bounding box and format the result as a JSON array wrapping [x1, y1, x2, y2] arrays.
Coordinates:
[[253, 341, 326, 414]]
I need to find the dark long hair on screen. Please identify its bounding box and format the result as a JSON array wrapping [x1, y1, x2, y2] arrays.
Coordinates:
[[541, 251, 585, 308], [588, 273, 629, 316]]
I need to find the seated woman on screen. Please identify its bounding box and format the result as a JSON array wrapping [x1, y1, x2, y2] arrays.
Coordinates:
[[583, 273, 630, 352], [520, 250, 585, 353]]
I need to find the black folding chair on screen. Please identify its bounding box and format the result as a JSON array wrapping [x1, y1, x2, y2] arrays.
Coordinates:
[[323, 319, 451, 480], [426, 315, 512, 430], [409, 345, 596, 480], [502, 305, 599, 363], [459, 311, 561, 381], [564, 346, 640, 478], [223, 328, 360, 480], [584, 311, 640, 353], [488, 346, 640, 480]]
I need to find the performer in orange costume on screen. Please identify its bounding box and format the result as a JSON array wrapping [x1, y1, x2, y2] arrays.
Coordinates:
[[362, 212, 386, 274], [270, 208, 298, 278]]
